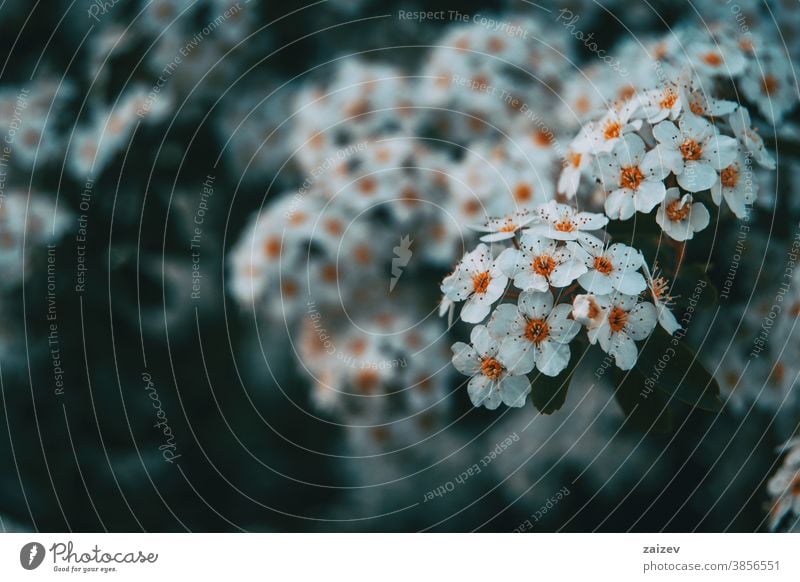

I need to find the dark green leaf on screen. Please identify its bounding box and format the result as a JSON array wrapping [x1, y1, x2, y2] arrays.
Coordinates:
[[613, 367, 673, 433], [530, 356, 575, 415], [634, 329, 723, 412]]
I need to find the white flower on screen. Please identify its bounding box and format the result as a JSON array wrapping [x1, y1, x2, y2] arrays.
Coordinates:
[[586, 293, 658, 371], [710, 148, 756, 218], [525, 200, 608, 241], [634, 85, 682, 123], [557, 143, 591, 198], [729, 107, 775, 170], [487, 291, 580, 376], [441, 244, 508, 323], [471, 211, 537, 242], [688, 42, 747, 78], [766, 438, 800, 531], [739, 49, 796, 124], [451, 325, 531, 409], [680, 78, 737, 119], [642, 262, 681, 335], [571, 238, 647, 295], [652, 114, 738, 193], [655, 187, 710, 241], [497, 234, 587, 292], [595, 133, 669, 220], [572, 293, 605, 328], [575, 101, 642, 153]]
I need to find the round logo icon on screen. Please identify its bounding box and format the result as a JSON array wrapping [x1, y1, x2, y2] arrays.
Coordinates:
[[20, 542, 46, 570]]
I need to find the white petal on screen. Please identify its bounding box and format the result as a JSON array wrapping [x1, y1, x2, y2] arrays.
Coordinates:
[[487, 303, 523, 337], [461, 295, 492, 323], [513, 270, 549, 292], [657, 304, 682, 335], [640, 149, 671, 181], [499, 375, 531, 408], [549, 259, 588, 287], [536, 341, 571, 377], [609, 244, 643, 271], [471, 325, 498, 357], [547, 304, 581, 343], [703, 134, 738, 170], [452, 342, 481, 375], [499, 337, 536, 375], [609, 333, 638, 370], [677, 161, 717, 192], [579, 270, 614, 295], [518, 290, 554, 319], [626, 302, 658, 340], [653, 120, 680, 145], [634, 180, 667, 213], [468, 375, 495, 408], [605, 189, 635, 220], [496, 247, 521, 277], [613, 270, 647, 294]]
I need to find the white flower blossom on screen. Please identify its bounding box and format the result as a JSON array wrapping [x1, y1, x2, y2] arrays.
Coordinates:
[[571, 237, 647, 295], [497, 234, 587, 292], [487, 291, 580, 376], [441, 243, 508, 323], [642, 262, 681, 335], [451, 325, 531, 409], [710, 148, 756, 218], [585, 293, 658, 370], [525, 200, 608, 241], [595, 133, 669, 220], [471, 211, 537, 242], [653, 114, 738, 193], [729, 107, 775, 170], [655, 187, 710, 241]]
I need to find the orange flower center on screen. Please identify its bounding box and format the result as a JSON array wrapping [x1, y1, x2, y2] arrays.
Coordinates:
[[514, 183, 533, 202], [569, 152, 582, 167], [499, 222, 518, 233], [594, 256, 614, 275], [355, 370, 380, 393], [524, 318, 550, 344], [659, 90, 678, 109], [358, 177, 377, 194], [488, 37, 505, 53], [264, 237, 282, 258], [689, 101, 705, 115], [791, 475, 800, 495], [603, 120, 622, 140], [481, 357, 505, 380], [666, 199, 691, 222], [472, 271, 491, 294], [620, 166, 644, 190], [608, 306, 629, 332], [619, 85, 636, 101], [533, 129, 552, 146], [721, 165, 739, 188], [762, 75, 779, 96], [554, 219, 575, 232], [680, 139, 703, 161], [702, 52, 723, 67], [533, 255, 556, 276]]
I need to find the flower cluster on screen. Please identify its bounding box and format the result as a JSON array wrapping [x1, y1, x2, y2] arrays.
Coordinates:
[[441, 14, 796, 411], [443, 200, 670, 409], [768, 438, 800, 532]]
